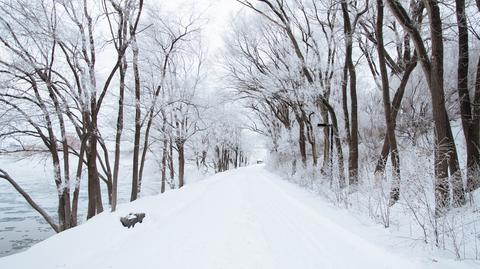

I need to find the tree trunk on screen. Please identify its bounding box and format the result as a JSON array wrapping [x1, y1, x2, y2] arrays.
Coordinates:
[[320, 108, 330, 173], [465, 1, 480, 192], [309, 134, 318, 166], [224, 148, 230, 171], [342, 59, 351, 144], [425, 0, 464, 213], [318, 98, 346, 187], [45, 81, 72, 229], [297, 116, 307, 165], [131, 34, 141, 202], [234, 146, 239, 168], [374, 60, 417, 176], [98, 139, 113, 206], [138, 107, 155, 194], [305, 117, 318, 166], [341, 0, 359, 186], [112, 56, 126, 212], [470, 53, 480, 192], [455, 0, 478, 199], [94, 151, 104, 214], [161, 140, 167, 193], [376, 0, 401, 205], [177, 141, 185, 188], [201, 150, 207, 168], [50, 148, 66, 229], [71, 136, 86, 226], [348, 55, 359, 186], [169, 138, 175, 183], [86, 130, 102, 219], [214, 145, 220, 172], [60, 146, 72, 230]]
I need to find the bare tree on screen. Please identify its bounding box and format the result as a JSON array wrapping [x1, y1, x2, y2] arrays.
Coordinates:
[[340, 0, 368, 186], [103, 0, 135, 211], [235, 0, 346, 185], [386, 0, 465, 213], [135, 12, 201, 197], [374, 0, 401, 205]]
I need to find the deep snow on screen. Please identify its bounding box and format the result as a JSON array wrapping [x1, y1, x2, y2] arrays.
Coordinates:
[[0, 165, 476, 268]]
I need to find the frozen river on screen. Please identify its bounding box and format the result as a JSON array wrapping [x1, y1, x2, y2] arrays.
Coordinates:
[[0, 178, 56, 257]]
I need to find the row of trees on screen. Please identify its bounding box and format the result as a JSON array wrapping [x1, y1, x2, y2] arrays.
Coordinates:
[[0, 0, 247, 233], [226, 0, 480, 216]]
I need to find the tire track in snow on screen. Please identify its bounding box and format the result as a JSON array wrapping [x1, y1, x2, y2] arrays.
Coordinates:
[[243, 167, 420, 269]]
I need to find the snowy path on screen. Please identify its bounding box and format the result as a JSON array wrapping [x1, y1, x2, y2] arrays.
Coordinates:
[[0, 165, 444, 268]]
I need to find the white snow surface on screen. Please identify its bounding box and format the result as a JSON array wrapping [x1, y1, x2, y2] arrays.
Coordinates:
[[0, 165, 476, 269]]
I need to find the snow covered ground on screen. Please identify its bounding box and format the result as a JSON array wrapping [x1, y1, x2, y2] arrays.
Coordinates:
[[0, 165, 477, 269]]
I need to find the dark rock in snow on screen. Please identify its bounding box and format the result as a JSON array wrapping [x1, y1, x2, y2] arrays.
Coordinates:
[[120, 213, 145, 228]]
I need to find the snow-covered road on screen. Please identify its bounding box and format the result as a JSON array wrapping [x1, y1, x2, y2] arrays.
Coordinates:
[[0, 165, 464, 268]]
